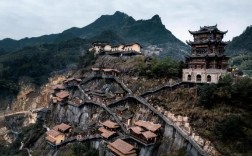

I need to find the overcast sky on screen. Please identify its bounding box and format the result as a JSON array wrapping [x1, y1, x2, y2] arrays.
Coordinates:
[[0, 0, 251, 42]]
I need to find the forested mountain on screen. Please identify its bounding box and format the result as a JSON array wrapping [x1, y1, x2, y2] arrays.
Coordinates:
[[226, 26, 252, 75], [0, 11, 189, 59]]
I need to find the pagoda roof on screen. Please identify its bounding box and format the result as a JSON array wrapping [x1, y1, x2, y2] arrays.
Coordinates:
[[189, 24, 228, 35], [186, 40, 228, 46]]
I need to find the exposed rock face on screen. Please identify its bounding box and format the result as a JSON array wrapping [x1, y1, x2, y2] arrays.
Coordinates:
[[10, 74, 67, 112], [54, 104, 108, 130], [139, 146, 155, 156]]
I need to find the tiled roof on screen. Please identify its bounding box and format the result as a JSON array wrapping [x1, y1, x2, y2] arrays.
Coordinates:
[[53, 123, 71, 132], [91, 68, 100, 71], [108, 139, 136, 155], [56, 91, 69, 99], [98, 127, 116, 139], [46, 136, 56, 143], [134, 120, 161, 132], [130, 126, 143, 134], [102, 69, 120, 73], [51, 84, 65, 90], [141, 131, 157, 139], [46, 129, 62, 137], [102, 120, 119, 129]]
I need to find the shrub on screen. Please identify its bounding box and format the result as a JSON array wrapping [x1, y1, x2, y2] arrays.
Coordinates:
[[214, 116, 245, 142], [198, 84, 218, 108]]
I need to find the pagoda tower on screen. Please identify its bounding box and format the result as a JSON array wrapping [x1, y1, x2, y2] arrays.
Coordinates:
[[182, 25, 229, 83]]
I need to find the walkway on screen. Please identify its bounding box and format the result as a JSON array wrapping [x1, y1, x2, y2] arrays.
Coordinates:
[[73, 85, 129, 134], [0, 111, 30, 119], [140, 82, 194, 97], [62, 74, 207, 155]]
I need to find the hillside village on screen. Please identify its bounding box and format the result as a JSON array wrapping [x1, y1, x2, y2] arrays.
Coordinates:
[[36, 25, 232, 156], [0, 23, 251, 156]]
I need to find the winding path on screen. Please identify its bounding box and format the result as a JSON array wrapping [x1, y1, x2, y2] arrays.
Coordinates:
[[69, 76, 207, 155]]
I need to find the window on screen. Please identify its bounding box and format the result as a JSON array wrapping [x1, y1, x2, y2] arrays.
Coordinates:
[[196, 75, 201, 82], [187, 75, 191, 81], [207, 75, 211, 82]]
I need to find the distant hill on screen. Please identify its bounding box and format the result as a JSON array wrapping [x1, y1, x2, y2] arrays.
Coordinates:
[[0, 11, 189, 60], [226, 26, 252, 75], [226, 26, 252, 56]]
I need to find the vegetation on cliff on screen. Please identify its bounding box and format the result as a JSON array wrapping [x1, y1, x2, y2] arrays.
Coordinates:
[[137, 56, 184, 78], [197, 76, 252, 154]]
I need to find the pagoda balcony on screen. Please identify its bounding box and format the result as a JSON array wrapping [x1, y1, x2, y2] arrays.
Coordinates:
[[182, 68, 227, 83], [183, 68, 227, 74]]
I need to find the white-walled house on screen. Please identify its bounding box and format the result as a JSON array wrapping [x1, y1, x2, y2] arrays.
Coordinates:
[[111, 44, 124, 51], [89, 42, 143, 55], [104, 45, 112, 51], [123, 43, 142, 52]]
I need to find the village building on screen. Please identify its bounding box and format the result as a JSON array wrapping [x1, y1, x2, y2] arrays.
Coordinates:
[[53, 123, 72, 134], [102, 69, 120, 77], [114, 90, 125, 98], [89, 42, 143, 56], [130, 126, 157, 144], [46, 129, 65, 145], [68, 97, 83, 106], [91, 68, 101, 76], [123, 43, 142, 53], [64, 77, 82, 86], [54, 91, 70, 104], [101, 120, 120, 131], [98, 127, 117, 139], [104, 44, 112, 51], [182, 25, 229, 83], [111, 44, 124, 51], [134, 120, 161, 132], [107, 139, 137, 156], [51, 84, 65, 94], [90, 42, 109, 53]]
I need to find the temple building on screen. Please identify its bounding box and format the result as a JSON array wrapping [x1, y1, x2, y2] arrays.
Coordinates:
[[89, 42, 142, 55], [182, 25, 229, 83]]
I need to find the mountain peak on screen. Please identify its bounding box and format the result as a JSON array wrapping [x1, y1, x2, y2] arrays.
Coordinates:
[[113, 11, 129, 17], [151, 14, 162, 23]]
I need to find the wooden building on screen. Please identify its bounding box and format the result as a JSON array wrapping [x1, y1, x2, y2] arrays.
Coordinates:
[[98, 127, 116, 139], [101, 120, 120, 131], [134, 120, 161, 132], [64, 78, 82, 86], [183, 25, 229, 83], [107, 139, 137, 156], [68, 97, 83, 106], [102, 69, 120, 77], [51, 84, 65, 94], [46, 129, 65, 145], [53, 123, 72, 134], [91, 68, 101, 76], [54, 91, 70, 104], [130, 126, 157, 144], [114, 90, 125, 98]]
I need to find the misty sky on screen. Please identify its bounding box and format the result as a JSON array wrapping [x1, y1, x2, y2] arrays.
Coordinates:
[[0, 0, 251, 42]]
